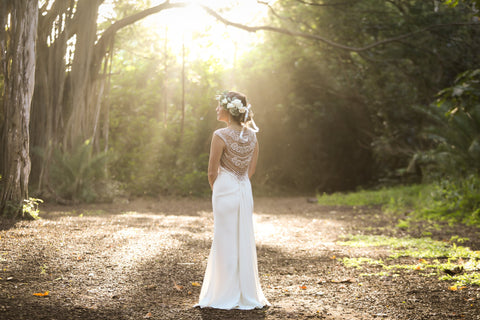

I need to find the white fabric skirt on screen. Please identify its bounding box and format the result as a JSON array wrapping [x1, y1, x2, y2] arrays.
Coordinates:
[[195, 168, 270, 310]]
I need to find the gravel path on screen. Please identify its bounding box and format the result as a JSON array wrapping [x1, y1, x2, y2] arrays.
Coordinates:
[[0, 197, 479, 319]]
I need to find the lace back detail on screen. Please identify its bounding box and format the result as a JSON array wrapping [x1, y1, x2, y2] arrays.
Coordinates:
[[215, 127, 257, 179]]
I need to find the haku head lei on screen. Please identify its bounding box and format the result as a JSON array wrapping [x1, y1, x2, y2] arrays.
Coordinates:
[[216, 91, 259, 141]]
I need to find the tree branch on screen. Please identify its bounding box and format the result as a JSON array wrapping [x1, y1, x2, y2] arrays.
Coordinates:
[[93, 0, 479, 59], [95, 1, 188, 54], [294, 0, 359, 7], [199, 4, 480, 52], [257, 1, 296, 23]]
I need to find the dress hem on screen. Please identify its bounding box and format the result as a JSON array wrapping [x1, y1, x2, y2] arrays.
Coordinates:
[[193, 302, 270, 310]]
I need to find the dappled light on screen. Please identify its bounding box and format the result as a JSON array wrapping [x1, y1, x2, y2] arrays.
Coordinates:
[[254, 213, 341, 254], [2, 0, 477, 205], [2, 198, 480, 319], [1, 0, 480, 319], [100, 0, 269, 66]]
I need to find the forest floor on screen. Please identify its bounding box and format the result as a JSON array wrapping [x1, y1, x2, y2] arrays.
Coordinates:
[[1, 197, 480, 320]]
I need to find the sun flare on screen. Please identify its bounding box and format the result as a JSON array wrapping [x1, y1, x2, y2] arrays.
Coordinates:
[[99, 0, 273, 67]]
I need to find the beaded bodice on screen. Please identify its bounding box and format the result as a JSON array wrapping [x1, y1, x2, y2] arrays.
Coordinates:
[[215, 127, 257, 179]]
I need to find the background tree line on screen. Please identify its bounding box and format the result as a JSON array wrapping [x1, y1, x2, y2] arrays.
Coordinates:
[[1, 0, 479, 219]]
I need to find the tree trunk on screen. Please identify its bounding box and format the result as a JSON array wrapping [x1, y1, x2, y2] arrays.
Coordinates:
[[29, 1, 186, 195], [0, 0, 38, 218], [63, 0, 102, 149], [180, 35, 185, 141]]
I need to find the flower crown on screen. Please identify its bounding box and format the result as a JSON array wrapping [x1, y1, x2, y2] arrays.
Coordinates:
[[215, 91, 248, 117], [215, 91, 259, 141]]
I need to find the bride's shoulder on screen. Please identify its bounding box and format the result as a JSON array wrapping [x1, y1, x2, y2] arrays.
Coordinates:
[[214, 127, 227, 136], [213, 127, 229, 141]]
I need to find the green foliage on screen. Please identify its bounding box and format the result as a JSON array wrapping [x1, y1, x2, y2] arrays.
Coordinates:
[[238, 29, 374, 192], [1, 197, 43, 220], [444, 0, 480, 9], [316, 184, 429, 208], [418, 175, 480, 226], [317, 177, 480, 226], [407, 70, 480, 225], [236, 0, 479, 191], [107, 18, 223, 196], [48, 140, 107, 202], [31, 0, 478, 199], [338, 235, 477, 259], [415, 69, 480, 178], [440, 271, 480, 286], [22, 198, 43, 220], [396, 219, 410, 229], [340, 257, 383, 269], [339, 234, 480, 287]]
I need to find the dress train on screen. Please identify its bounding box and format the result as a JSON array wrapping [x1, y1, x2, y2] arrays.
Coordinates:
[[195, 169, 269, 309]]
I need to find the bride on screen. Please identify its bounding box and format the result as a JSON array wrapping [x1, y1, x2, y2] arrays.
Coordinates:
[[195, 91, 270, 310]]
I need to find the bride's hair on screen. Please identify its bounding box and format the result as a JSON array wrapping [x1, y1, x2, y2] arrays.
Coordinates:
[[226, 91, 254, 125]]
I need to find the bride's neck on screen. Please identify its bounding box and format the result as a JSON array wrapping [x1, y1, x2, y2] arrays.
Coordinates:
[[228, 123, 243, 130]]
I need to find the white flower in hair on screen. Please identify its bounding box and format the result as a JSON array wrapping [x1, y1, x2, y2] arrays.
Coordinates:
[[238, 106, 247, 113], [222, 98, 228, 104], [227, 103, 234, 109], [232, 99, 243, 109]]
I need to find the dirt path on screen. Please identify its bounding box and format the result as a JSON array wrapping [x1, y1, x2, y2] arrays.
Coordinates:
[[0, 197, 479, 319]]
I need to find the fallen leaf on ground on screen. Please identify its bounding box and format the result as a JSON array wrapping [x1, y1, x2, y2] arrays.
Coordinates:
[[448, 286, 466, 291], [331, 278, 357, 283], [144, 312, 152, 318], [191, 282, 201, 287], [33, 291, 49, 297], [173, 281, 183, 291], [299, 285, 307, 290]]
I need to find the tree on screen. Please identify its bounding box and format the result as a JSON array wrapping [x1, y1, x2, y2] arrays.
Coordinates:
[[233, 0, 479, 191], [2, 0, 479, 213], [0, 0, 38, 218], [29, 0, 188, 196]]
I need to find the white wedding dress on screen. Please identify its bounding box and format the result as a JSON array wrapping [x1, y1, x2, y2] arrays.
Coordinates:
[[195, 127, 270, 310]]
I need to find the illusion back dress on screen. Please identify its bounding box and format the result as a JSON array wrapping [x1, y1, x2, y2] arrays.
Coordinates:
[[195, 126, 270, 310]]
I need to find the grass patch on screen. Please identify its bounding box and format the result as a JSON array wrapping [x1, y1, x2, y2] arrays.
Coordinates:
[[317, 184, 430, 209], [338, 235, 480, 259], [340, 257, 383, 269], [322, 180, 480, 286], [360, 271, 396, 277], [396, 219, 410, 229], [317, 177, 480, 227], [338, 234, 480, 287], [439, 272, 480, 286]]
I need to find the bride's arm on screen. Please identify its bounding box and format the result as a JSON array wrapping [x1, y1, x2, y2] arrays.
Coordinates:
[[248, 141, 259, 179], [208, 134, 225, 190]]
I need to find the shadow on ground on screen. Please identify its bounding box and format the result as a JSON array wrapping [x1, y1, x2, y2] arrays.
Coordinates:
[[0, 197, 479, 319]]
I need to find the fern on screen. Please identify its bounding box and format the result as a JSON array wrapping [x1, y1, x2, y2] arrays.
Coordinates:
[[49, 140, 107, 202], [414, 69, 480, 177]]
